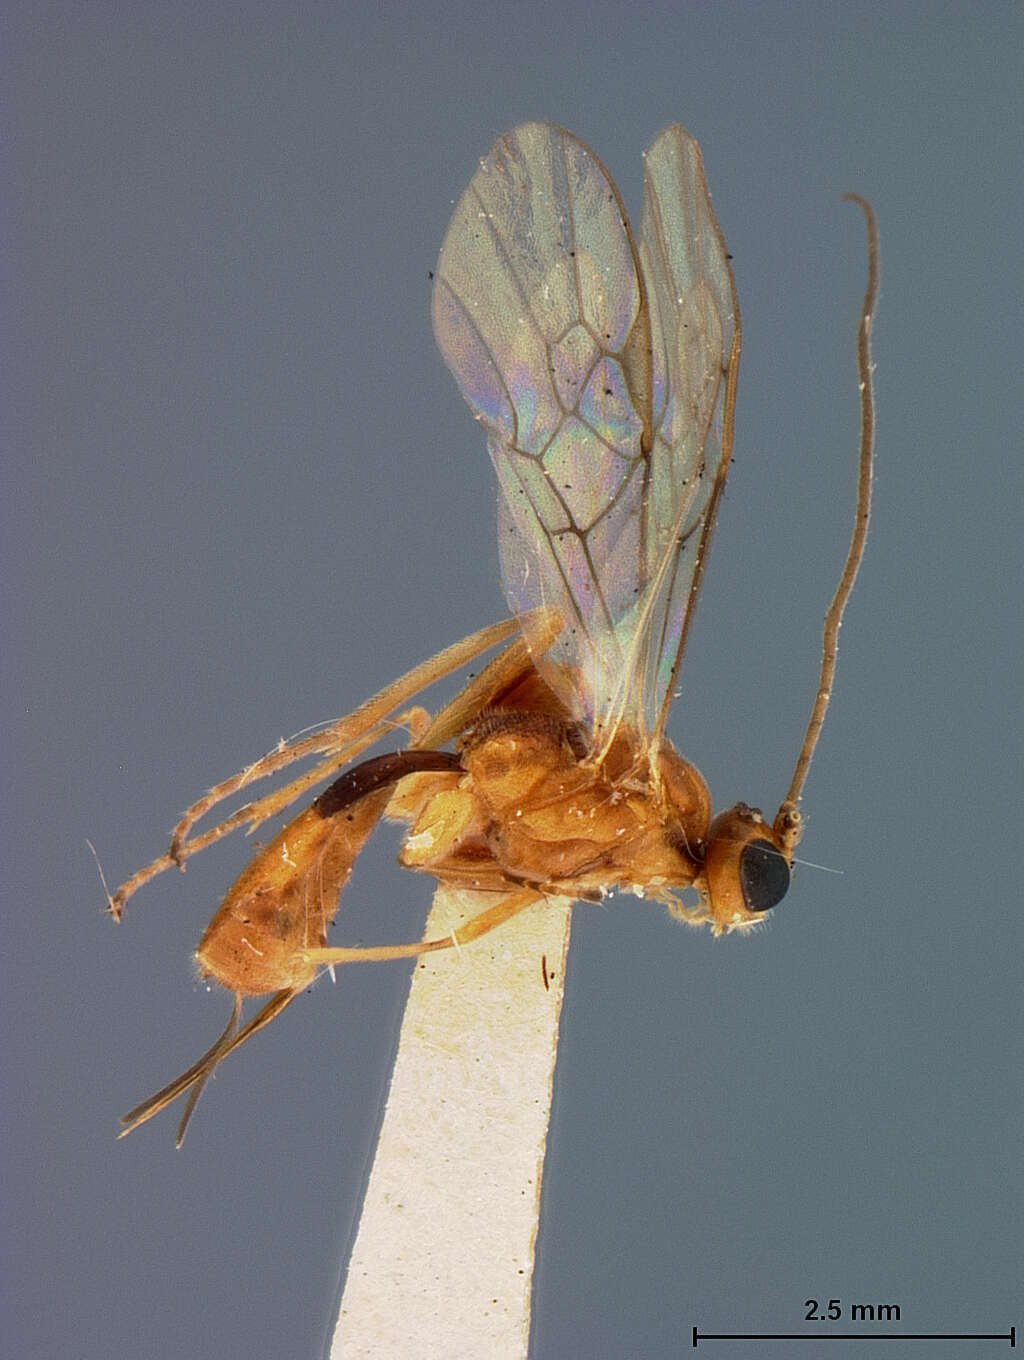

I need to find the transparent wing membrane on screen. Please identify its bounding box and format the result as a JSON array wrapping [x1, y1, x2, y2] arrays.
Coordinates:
[[433, 123, 738, 752], [636, 128, 739, 742]]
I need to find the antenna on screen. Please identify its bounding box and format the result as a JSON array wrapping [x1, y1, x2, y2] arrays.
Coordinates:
[[776, 195, 880, 847]]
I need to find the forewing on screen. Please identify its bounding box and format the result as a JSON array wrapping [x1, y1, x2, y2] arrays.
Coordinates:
[[432, 123, 737, 751], [636, 125, 739, 742]]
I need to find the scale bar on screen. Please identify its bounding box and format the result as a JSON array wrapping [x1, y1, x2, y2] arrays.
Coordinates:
[[693, 1326, 1016, 1347]]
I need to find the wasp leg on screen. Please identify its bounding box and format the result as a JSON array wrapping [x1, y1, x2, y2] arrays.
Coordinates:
[[109, 616, 527, 918], [301, 887, 545, 968]]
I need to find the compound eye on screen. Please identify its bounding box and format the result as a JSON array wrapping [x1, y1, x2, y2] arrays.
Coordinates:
[[739, 837, 790, 914]]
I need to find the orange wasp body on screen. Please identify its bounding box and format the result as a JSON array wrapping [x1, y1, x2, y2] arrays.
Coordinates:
[[111, 124, 878, 1143]]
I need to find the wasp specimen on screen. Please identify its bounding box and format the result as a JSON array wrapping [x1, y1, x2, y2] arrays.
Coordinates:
[[110, 123, 878, 1143]]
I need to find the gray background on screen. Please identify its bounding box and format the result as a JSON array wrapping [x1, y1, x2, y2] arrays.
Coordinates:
[[7, 4, 1021, 1358]]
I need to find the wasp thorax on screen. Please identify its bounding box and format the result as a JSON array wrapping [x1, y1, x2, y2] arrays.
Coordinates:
[[393, 711, 710, 898], [655, 744, 713, 858]]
